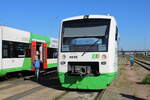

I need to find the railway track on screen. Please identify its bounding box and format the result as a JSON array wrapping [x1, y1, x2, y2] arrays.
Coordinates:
[[134, 59, 150, 71], [54, 91, 70, 100], [94, 90, 106, 100], [0, 68, 57, 82], [0, 68, 108, 100], [53, 89, 106, 100], [1, 67, 107, 100]]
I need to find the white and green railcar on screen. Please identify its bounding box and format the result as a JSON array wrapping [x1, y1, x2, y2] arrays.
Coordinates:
[[58, 15, 118, 89], [0, 26, 58, 76]]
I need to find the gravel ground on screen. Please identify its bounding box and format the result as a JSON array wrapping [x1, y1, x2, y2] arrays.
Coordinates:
[[102, 57, 150, 100], [0, 56, 149, 100]]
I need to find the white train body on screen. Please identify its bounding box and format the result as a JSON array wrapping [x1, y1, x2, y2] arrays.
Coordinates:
[[0, 26, 58, 76]]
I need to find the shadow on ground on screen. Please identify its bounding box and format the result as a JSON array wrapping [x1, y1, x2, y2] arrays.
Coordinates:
[[120, 93, 145, 100], [24, 68, 102, 92]]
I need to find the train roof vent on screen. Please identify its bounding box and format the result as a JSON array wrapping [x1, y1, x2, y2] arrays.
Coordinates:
[[83, 15, 89, 19], [107, 13, 111, 16]]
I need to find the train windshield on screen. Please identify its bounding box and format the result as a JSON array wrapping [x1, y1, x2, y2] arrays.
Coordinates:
[[61, 19, 110, 52]]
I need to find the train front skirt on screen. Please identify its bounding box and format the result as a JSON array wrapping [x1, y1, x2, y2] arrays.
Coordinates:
[[58, 72, 117, 90]]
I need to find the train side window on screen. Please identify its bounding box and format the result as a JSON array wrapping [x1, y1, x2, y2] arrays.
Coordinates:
[[48, 48, 58, 58], [25, 48, 31, 57], [2, 40, 30, 58], [2, 41, 10, 58], [115, 26, 118, 41], [15, 43, 30, 58]]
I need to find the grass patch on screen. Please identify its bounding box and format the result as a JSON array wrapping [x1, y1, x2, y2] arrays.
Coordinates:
[[115, 66, 131, 88], [141, 74, 150, 84]]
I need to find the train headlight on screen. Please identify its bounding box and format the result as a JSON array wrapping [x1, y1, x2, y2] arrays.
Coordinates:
[[62, 54, 66, 59], [101, 61, 106, 65], [60, 61, 66, 65], [102, 54, 107, 60]]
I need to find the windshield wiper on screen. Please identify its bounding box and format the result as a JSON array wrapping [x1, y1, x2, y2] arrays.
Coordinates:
[[81, 39, 100, 56]]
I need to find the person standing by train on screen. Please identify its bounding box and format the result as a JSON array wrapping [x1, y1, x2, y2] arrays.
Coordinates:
[[129, 55, 134, 67], [33, 55, 41, 81]]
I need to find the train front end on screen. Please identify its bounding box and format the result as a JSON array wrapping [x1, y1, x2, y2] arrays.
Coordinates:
[[58, 15, 118, 90]]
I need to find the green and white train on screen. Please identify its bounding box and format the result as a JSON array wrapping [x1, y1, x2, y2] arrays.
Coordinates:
[[58, 15, 118, 90], [0, 26, 58, 76]]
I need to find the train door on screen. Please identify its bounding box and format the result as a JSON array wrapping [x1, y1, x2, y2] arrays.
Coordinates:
[[31, 41, 48, 71], [42, 43, 48, 69], [31, 41, 37, 71], [0, 43, 1, 71]]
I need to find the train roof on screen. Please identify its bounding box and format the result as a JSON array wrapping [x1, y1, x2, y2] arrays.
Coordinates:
[[62, 14, 116, 22], [0, 26, 58, 48], [61, 14, 118, 31]]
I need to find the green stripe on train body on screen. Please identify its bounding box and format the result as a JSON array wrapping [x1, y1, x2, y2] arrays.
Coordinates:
[[0, 58, 57, 76], [0, 58, 31, 76], [58, 72, 117, 90], [30, 32, 51, 46], [47, 63, 58, 68]]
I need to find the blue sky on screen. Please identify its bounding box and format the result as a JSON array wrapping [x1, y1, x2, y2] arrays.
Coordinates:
[[0, 0, 149, 50]]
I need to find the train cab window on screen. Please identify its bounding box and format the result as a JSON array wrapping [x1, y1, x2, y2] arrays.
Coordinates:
[[48, 48, 58, 58], [115, 26, 118, 41], [2, 40, 30, 58]]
